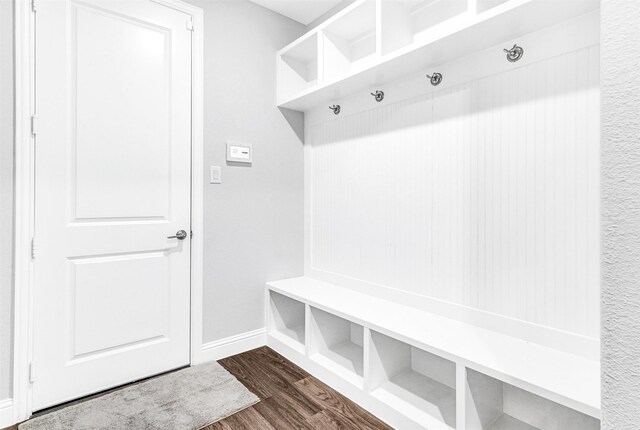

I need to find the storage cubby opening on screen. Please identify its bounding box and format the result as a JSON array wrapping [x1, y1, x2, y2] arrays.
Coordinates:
[[310, 307, 364, 382], [322, 0, 377, 81], [466, 369, 600, 430], [476, 0, 511, 14], [369, 331, 456, 429], [381, 0, 468, 55], [268, 291, 306, 347], [278, 33, 318, 99]]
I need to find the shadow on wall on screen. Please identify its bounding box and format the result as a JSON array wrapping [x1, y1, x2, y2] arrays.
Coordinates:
[[279, 107, 305, 143]]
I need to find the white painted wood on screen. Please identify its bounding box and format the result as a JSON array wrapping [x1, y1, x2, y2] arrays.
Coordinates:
[[278, 32, 319, 104], [268, 291, 306, 353], [466, 369, 600, 430], [13, 0, 36, 423], [276, 0, 599, 110], [322, 0, 378, 82], [12, 0, 204, 425], [33, 0, 192, 410], [199, 328, 267, 363], [381, 0, 468, 55], [267, 277, 600, 418], [267, 331, 425, 429], [309, 307, 365, 387], [456, 364, 467, 430], [476, 0, 510, 14], [466, 368, 504, 430], [304, 28, 600, 339], [369, 330, 457, 429], [0, 399, 14, 428]]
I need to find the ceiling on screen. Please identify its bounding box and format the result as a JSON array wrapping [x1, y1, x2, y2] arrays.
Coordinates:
[[248, 0, 344, 25]]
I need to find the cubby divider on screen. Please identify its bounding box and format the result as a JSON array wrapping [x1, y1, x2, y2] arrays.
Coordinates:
[[381, 0, 468, 55], [465, 369, 600, 430], [277, 33, 319, 102], [322, 0, 378, 82], [267, 291, 306, 353], [369, 331, 457, 429], [309, 307, 365, 387]]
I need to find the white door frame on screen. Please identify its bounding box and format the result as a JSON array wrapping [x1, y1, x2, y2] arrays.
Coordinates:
[[12, 0, 204, 423]]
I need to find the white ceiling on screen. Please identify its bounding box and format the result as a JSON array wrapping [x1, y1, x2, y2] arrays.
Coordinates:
[[249, 0, 344, 25]]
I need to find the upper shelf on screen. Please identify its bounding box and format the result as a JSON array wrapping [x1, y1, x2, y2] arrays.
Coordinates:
[[276, 0, 599, 111]]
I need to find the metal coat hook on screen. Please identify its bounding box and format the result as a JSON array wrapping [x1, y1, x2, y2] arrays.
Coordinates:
[[329, 104, 341, 115], [370, 90, 384, 102], [503, 44, 524, 62], [426, 72, 442, 86]]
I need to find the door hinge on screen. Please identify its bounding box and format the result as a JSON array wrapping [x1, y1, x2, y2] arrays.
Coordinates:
[[31, 238, 36, 259], [31, 0, 36, 13], [29, 362, 36, 383], [190, 230, 193, 239], [186, 17, 194, 31], [31, 115, 38, 136]]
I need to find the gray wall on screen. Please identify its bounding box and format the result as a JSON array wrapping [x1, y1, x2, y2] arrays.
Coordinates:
[[601, 0, 640, 428], [0, 0, 305, 402], [183, 0, 305, 343], [0, 0, 14, 401]]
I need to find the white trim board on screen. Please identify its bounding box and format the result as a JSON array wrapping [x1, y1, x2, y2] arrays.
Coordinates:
[[11, 0, 204, 425], [198, 329, 267, 364], [0, 399, 14, 428]]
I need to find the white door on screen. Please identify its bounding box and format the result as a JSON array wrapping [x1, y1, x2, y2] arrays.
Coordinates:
[[33, 0, 193, 409]]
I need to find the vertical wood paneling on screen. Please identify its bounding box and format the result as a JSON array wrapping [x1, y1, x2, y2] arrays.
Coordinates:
[[307, 45, 600, 338]]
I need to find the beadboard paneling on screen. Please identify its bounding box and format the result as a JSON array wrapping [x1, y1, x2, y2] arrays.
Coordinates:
[[307, 45, 600, 338]]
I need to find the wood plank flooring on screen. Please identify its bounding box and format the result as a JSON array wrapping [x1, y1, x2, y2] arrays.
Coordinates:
[[2, 346, 392, 430], [204, 346, 392, 430]]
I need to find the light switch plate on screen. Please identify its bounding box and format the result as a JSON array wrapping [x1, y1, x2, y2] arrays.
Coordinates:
[[210, 166, 221, 184], [226, 141, 252, 163]]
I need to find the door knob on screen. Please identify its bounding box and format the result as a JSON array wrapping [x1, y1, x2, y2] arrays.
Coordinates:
[[168, 230, 188, 240]]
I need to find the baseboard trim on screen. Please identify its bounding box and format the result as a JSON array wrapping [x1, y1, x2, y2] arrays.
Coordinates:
[[0, 398, 14, 428], [198, 328, 267, 364]]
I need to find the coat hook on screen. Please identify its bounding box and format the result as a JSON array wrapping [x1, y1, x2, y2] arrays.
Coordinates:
[[426, 72, 442, 86], [329, 104, 341, 115], [503, 44, 524, 62], [370, 90, 384, 102]]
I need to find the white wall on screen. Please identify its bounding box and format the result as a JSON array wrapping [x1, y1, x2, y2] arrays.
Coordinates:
[[304, 14, 600, 338], [601, 0, 640, 427], [0, 0, 14, 402], [183, 0, 305, 343]]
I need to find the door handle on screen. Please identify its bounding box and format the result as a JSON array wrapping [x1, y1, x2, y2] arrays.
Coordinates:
[[168, 230, 188, 240]]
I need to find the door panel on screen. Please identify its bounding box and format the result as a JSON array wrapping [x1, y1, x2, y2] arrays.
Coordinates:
[[34, 0, 192, 409], [73, 4, 171, 220]]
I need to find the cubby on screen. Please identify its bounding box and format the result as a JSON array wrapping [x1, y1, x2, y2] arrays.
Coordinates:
[[322, 0, 378, 82], [381, 0, 467, 55], [369, 331, 457, 429], [465, 369, 600, 430], [278, 33, 319, 102], [267, 291, 306, 353], [309, 307, 364, 387], [266, 279, 601, 430]]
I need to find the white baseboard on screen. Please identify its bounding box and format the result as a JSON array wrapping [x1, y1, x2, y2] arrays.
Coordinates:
[[197, 328, 266, 364], [0, 398, 14, 428]]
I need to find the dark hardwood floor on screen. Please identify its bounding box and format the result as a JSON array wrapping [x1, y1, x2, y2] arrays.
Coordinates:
[[2, 347, 391, 430], [204, 346, 392, 430]]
